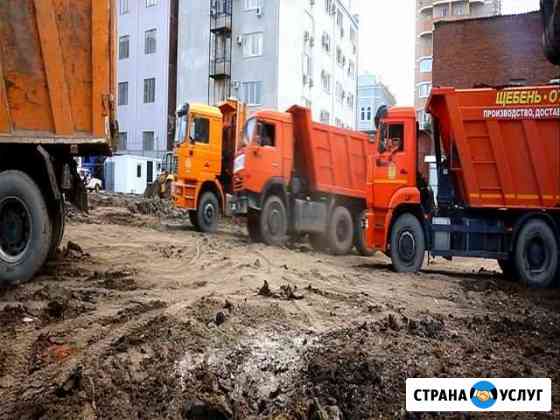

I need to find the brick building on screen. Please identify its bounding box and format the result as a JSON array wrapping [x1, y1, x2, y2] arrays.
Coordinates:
[[433, 12, 559, 90]]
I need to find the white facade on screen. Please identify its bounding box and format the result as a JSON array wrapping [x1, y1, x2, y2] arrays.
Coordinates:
[[178, 0, 359, 129], [117, 0, 173, 159], [105, 155, 161, 195]]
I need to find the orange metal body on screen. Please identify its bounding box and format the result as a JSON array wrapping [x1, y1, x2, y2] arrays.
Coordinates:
[[0, 0, 116, 153], [236, 106, 373, 199], [174, 100, 246, 211], [365, 86, 560, 252]]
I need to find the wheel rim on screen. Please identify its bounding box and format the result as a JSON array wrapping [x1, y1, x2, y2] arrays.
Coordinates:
[[524, 235, 549, 275], [267, 203, 284, 237], [203, 202, 216, 226], [336, 217, 350, 243], [398, 230, 416, 263], [0, 197, 32, 263]]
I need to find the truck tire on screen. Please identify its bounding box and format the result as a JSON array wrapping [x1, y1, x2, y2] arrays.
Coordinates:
[[0, 171, 52, 287], [389, 213, 425, 273], [326, 206, 354, 256], [514, 219, 558, 288], [497, 258, 518, 281], [195, 192, 220, 233], [247, 209, 262, 243], [260, 195, 287, 247], [48, 200, 65, 259], [355, 209, 375, 257]]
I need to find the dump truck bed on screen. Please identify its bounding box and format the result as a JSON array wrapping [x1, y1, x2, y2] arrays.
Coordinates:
[[289, 106, 373, 199], [0, 0, 115, 153], [427, 86, 560, 210]]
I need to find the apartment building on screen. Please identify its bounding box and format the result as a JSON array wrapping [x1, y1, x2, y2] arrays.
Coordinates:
[[415, 0, 501, 128], [178, 0, 359, 128], [357, 74, 396, 134], [117, 0, 178, 159]]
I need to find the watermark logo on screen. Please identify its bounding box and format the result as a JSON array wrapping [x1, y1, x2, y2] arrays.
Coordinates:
[[406, 378, 551, 412], [470, 381, 497, 409]]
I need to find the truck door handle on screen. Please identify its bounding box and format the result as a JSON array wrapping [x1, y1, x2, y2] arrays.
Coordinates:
[[400, 169, 408, 175], [204, 162, 210, 168], [272, 163, 279, 168]]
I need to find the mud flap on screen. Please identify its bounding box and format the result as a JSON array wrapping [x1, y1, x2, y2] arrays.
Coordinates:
[[66, 162, 89, 213]]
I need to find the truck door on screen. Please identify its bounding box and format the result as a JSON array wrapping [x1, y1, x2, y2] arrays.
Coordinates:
[[248, 119, 283, 190], [189, 115, 220, 178], [372, 121, 412, 209]]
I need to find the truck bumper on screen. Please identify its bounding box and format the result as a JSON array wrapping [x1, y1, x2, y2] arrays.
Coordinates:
[[172, 181, 196, 211]]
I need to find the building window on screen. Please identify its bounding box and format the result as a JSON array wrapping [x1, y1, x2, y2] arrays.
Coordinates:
[[321, 71, 331, 93], [119, 35, 130, 60], [241, 81, 263, 106], [336, 9, 343, 27], [434, 4, 449, 18], [367, 106, 372, 121], [118, 132, 127, 150], [137, 164, 142, 178], [242, 32, 263, 58], [453, 2, 466, 16], [303, 53, 312, 77], [335, 82, 343, 103], [348, 60, 356, 78], [244, 0, 260, 10], [145, 29, 157, 55], [120, 0, 129, 15], [325, 0, 333, 15], [418, 82, 432, 98], [320, 110, 330, 124], [143, 131, 155, 151], [419, 57, 432, 73], [336, 47, 343, 66], [347, 93, 354, 108], [144, 78, 156, 103], [118, 82, 128, 106], [360, 107, 365, 121], [321, 32, 331, 53], [146, 0, 157, 7], [303, 98, 312, 108]]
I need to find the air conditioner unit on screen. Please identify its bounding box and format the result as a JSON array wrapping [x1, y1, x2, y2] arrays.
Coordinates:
[[309, 37, 315, 47], [232, 81, 240, 89], [330, 4, 336, 15], [309, 78, 314, 88], [303, 74, 308, 85], [236, 35, 243, 45], [256, 6, 263, 17], [304, 31, 310, 42]]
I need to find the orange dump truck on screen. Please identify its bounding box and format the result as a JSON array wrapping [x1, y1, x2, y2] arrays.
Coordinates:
[[0, 0, 116, 286], [230, 106, 375, 255], [366, 85, 560, 287]]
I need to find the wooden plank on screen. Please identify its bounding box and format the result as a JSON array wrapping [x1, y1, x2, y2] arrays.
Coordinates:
[[33, 0, 74, 135], [92, 0, 110, 138], [0, 48, 12, 133]]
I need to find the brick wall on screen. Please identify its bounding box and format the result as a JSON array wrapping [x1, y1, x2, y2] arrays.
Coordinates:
[[433, 12, 559, 89]]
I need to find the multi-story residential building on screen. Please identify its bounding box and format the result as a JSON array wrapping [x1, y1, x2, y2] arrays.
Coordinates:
[[357, 73, 396, 134], [178, 0, 359, 128], [117, 0, 178, 159], [415, 0, 501, 128]]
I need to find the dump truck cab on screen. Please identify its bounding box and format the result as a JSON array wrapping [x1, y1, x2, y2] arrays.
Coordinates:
[[173, 100, 245, 232], [232, 110, 294, 215]]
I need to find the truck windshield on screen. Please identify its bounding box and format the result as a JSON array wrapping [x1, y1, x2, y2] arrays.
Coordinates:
[[241, 117, 257, 148], [175, 115, 187, 144]]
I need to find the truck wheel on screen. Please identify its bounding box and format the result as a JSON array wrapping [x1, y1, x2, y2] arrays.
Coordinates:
[[260, 195, 287, 247], [389, 213, 425, 273], [48, 201, 65, 259], [514, 219, 558, 288], [196, 192, 220, 233], [355, 210, 375, 257], [327, 206, 354, 256], [247, 210, 263, 243], [309, 233, 327, 252], [0, 171, 52, 287]]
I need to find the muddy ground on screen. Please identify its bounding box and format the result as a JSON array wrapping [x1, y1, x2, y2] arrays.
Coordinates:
[[1, 192, 559, 419]]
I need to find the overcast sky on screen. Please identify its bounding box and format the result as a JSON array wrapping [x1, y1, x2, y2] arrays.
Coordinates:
[[355, 0, 541, 106]]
